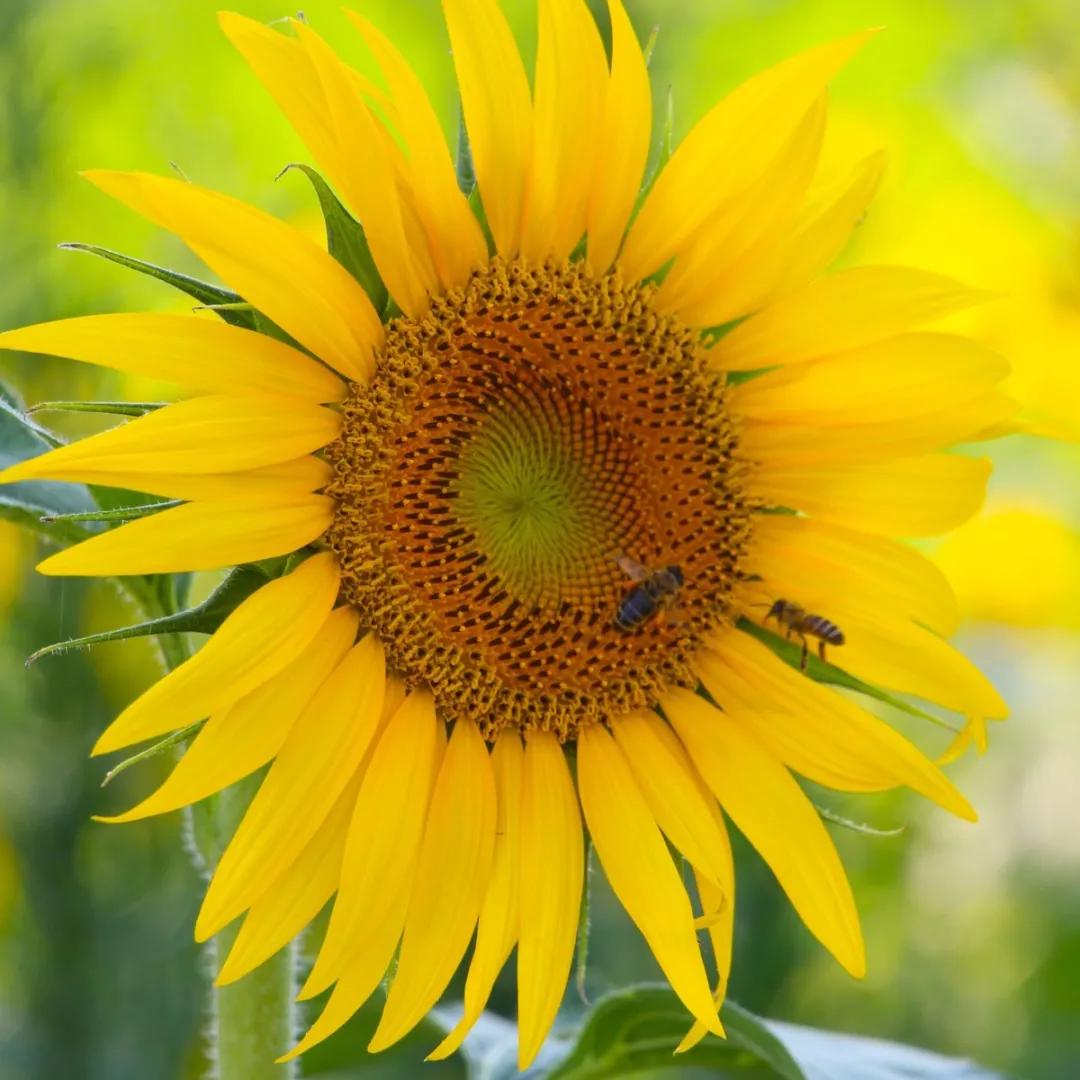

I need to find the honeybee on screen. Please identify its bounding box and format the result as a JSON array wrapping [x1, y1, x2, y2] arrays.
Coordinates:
[[613, 554, 685, 631], [764, 598, 844, 671]]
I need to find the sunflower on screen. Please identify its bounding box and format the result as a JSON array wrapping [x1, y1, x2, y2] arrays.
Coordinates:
[[0, 2, 1010, 1069]]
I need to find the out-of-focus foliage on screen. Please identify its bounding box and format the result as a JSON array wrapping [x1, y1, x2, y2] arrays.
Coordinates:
[[0, 1, 1076, 1078]]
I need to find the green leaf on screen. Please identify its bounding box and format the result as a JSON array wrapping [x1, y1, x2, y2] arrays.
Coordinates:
[[737, 619, 961, 734], [280, 163, 389, 315], [28, 399, 165, 418], [544, 987, 806, 1080], [26, 563, 268, 665], [58, 242, 258, 329], [484, 985, 1007, 1080], [0, 382, 96, 521], [100, 722, 202, 787], [40, 499, 180, 525]]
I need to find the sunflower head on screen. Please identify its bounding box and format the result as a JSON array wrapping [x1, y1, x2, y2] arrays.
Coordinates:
[[0, 0, 1011, 1071]]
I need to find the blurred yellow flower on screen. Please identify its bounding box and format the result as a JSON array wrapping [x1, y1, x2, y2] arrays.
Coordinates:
[[935, 509, 1080, 629]]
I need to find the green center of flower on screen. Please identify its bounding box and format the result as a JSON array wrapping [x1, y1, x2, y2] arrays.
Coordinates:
[[325, 258, 752, 738]]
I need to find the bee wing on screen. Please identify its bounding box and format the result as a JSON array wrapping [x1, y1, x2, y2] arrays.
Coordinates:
[[613, 553, 649, 582]]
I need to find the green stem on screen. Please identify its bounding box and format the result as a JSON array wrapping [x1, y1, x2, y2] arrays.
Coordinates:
[[191, 777, 298, 1079], [211, 933, 297, 1079]]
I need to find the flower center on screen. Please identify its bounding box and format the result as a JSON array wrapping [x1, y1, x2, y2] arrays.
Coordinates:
[[325, 258, 752, 739]]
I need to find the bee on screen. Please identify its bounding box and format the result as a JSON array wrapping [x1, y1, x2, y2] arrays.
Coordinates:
[[613, 554, 685, 631], [764, 599, 844, 671]]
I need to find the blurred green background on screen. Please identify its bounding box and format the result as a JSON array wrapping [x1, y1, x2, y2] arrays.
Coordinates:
[[1, 1, 1077, 1078]]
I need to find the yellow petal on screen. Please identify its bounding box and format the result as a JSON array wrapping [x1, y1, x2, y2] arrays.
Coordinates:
[[659, 95, 827, 326], [733, 333, 1008, 426], [284, 690, 441, 1060], [751, 453, 990, 537], [587, 0, 652, 273], [84, 170, 382, 382], [195, 633, 386, 940], [36, 493, 332, 577], [663, 686, 865, 977], [611, 709, 732, 889], [711, 266, 991, 371], [578, 724, 722, 1036], [700, 149, 886, 327], [344, 10, 487, 289], [739, 393, 1017, 468], [292, 21, 438, 315], [0, 313, 344, 402], [676, 862, 736, 1053], [99, 606, 358, 822], [1, 395, 339, 485], [517, 730, 584, 1070], [92, 553, 339, 755], [428, 731, 523, 1061], [62, 455, 332, 502], [216, 766, 360, 986], [443, 0, 532, 256], [298, 689, 441, 1000], [371, 720, 496, 1051], [218, 676, 407, 987], [751, 147, 885, 304], [744, 514, 960, 637], [697, 631, 976, 819], [520, 0, 608, 261], [620, 30, 878, 282]]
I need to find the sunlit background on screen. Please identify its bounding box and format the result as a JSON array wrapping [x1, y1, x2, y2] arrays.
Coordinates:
[[1, 1, 1077, 1078]]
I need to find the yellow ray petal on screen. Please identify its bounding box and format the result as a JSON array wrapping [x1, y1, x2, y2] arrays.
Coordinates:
[[84, 170, 382, 382], [620, 30, 878, 282], [344, 10, 487, 289], [428, 731, 523, 1061], [697, 631, 976, 819], [371, 720, 496, 1052], [195, 634, 386, 940], [578, 724, 722, 1036], [64, 455, 332, 502], [751, 453, 990, 537], [99, 607, 358, 823], [710, 266, 991, 372], [292, 21, 438, 315], [778, 606, 1005, 719], [697, 149, 886, 327], [659, 95, 827, 325], [1, 395, 339, 485], [517, 730, 584, 1070], [0, 313, 344, 402], [732, 334, 1008, 426], [92, 553, 339, 755], [611, 709, 732, 890], [298, 689, 441, 1000], [676, 861, 736, 1053], [744, 514, 959, 637], [217, 766, 360, 986], [283, 690, 441, 1061], [520, 0, 608, 261], [217, 676, 407, 987], [739, 393, 1018, 469], [443, 0, 532, 256], [587, 0, 651, 273], [36, 493, 332, 577], [663, 686, 865, 977]]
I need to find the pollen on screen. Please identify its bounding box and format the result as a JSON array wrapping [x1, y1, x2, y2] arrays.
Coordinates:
[[325, 258, 754, 738]]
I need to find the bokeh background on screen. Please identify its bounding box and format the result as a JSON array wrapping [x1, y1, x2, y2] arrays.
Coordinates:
[[1, 1, 1077, 1078]]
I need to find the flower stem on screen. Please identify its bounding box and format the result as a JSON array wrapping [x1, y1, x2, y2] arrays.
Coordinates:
[[211, 933, 297, 1079], [191, 778, 298, 1079]]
